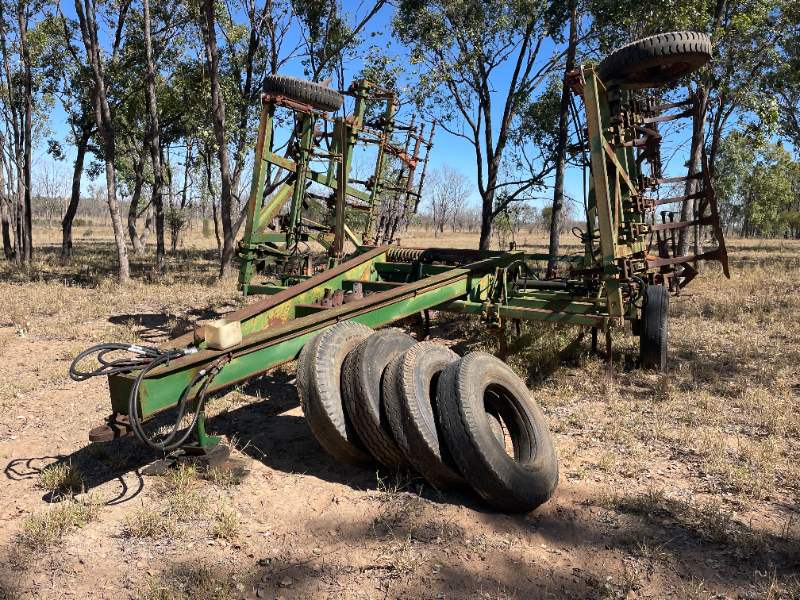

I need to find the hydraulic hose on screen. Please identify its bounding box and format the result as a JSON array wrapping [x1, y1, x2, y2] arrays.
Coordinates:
[[69, 343, 225, 452]]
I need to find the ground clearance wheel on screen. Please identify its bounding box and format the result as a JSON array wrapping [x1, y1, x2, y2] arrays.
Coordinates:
[[437, 352, 559, 513], [597, 31, 711, 87], [640, 285, 669, 371], [263, 75, 344, 112], [297, 322, 375, 466], [341, 329, 418, 470], [383, 342, 466, 489]]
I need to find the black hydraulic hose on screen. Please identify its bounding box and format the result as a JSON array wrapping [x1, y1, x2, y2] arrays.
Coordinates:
[[127, 357, 219, 452], [69, 343, 182, 381], [69, 342, 218, 452]]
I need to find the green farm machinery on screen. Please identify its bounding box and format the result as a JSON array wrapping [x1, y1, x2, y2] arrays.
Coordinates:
[[73, 31, 729, 512]]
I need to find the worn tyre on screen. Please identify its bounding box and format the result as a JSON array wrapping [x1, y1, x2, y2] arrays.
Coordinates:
[[263, 75, 344, 112], [597, 31, 711, 86], [342, 329, 417, 470], [640, 285, 669, 371], [297, 322, 375, 466], [383, 342, 466, 489], [437, 352, 559, 513]]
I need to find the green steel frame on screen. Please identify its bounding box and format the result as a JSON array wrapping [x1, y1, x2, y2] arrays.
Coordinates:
[[100, 67, 728, 452]]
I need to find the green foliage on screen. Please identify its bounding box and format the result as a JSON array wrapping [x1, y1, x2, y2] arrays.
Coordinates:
[[715, 131, 800, 237], [202, 218, 212, 238]]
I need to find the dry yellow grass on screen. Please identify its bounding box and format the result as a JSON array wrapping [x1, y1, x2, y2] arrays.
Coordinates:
[[2, 224, 799, 596]]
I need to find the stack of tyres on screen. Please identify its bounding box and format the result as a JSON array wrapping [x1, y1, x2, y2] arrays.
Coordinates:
[[296, 322, 559, 513]]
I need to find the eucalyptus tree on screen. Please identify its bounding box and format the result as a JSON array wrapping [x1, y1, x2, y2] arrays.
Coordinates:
[[69, 0, 131, 283], [715, 131, 798, 236], [0, 0, 56, 263], [38, 11, 97, 260], [394, 0, 570, 250]]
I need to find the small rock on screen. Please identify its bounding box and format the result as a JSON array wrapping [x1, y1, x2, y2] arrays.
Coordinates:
[[136, 562, 145, 570], [73, 565, 84, 573], [280, 578, 292, 587], [626, 591, 637, 599], [289, 558, 297, 564], [312, 548, 322, 555], [328, 530, 337, 537]]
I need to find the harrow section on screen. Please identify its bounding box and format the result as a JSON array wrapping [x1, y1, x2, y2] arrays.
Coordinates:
[[74, 31, 730, 513]]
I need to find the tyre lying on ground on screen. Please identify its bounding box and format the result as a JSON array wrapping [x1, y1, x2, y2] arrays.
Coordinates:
[[341, 329, 418, 470], [436, 351, 559, 513], [383, 342, 466, 489], [297, 322, 376, 467]]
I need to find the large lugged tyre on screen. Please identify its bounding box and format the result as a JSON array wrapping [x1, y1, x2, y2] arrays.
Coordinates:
[[640, 285, 669, 371], [263, 75, 344, 112], [383, 342, 466, 489], [597, 31, 711, 86], [437, 352, 559, 513], [341, 329, 417, 470], [297, 322, 375, 466]]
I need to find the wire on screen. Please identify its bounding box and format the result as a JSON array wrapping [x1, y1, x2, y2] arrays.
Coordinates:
[[127, 356, 225, 452], [70, 343, 191, 381], [69, 343, 219, 452]]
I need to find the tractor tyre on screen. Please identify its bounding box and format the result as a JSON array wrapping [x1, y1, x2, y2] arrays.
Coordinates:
[[297, 322, 376, 467], [383, 342, 466, 489], [437, 352, 559, 513], [263, 75, 344, 112], [341, 329, 418, 470], [597, 31, 711, 87], [639, 285, 669, 371]]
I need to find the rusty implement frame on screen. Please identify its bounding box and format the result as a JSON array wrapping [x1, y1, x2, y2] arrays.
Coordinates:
[[98, 69, 729, 453], [237, 80, 435, 295]]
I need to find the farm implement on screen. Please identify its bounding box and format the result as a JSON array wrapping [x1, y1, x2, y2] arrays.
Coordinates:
[[72, 31, 729, 512]]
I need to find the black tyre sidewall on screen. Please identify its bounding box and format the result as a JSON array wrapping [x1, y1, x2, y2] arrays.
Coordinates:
[[341, 329, 417, 469], [597, 31, 711, 86], [383, 342, 466, 488], [298, 322, 375, 466], [263, 75, 344, 112], [640, 285, 669, 371], [438, 352, 559, 513]]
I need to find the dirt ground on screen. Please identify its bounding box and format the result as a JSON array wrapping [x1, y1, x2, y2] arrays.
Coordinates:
[[1, 227, 799, 600]]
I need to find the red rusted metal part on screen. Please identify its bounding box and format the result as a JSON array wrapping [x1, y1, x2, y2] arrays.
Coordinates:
[[565, 69, 584, 96], [89, 414, 132, 442]]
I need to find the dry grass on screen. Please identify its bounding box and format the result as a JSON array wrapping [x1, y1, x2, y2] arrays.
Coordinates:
[[37, 461, 85, 493], [17, 493, 104, 551], [2, 227, 799, 596]]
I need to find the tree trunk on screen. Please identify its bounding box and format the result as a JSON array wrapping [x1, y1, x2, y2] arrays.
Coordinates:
[[547, 0, 578, 273], [677, 86, 707, 258], [127, 141, 151, 254], [677, 0, 726, 257], [479, 200, 494, 250], [75, 0, 130, 284], [143, 0, 165, 270], [176, 144, 191, 249], [198, 0, 235, 278], [61, 131, 91, 259], [0, 168, 12, 259], [18, 0, 33, 262]]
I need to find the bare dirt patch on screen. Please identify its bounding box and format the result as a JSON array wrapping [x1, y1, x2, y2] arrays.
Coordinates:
[[1, 229, 799, 599]]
